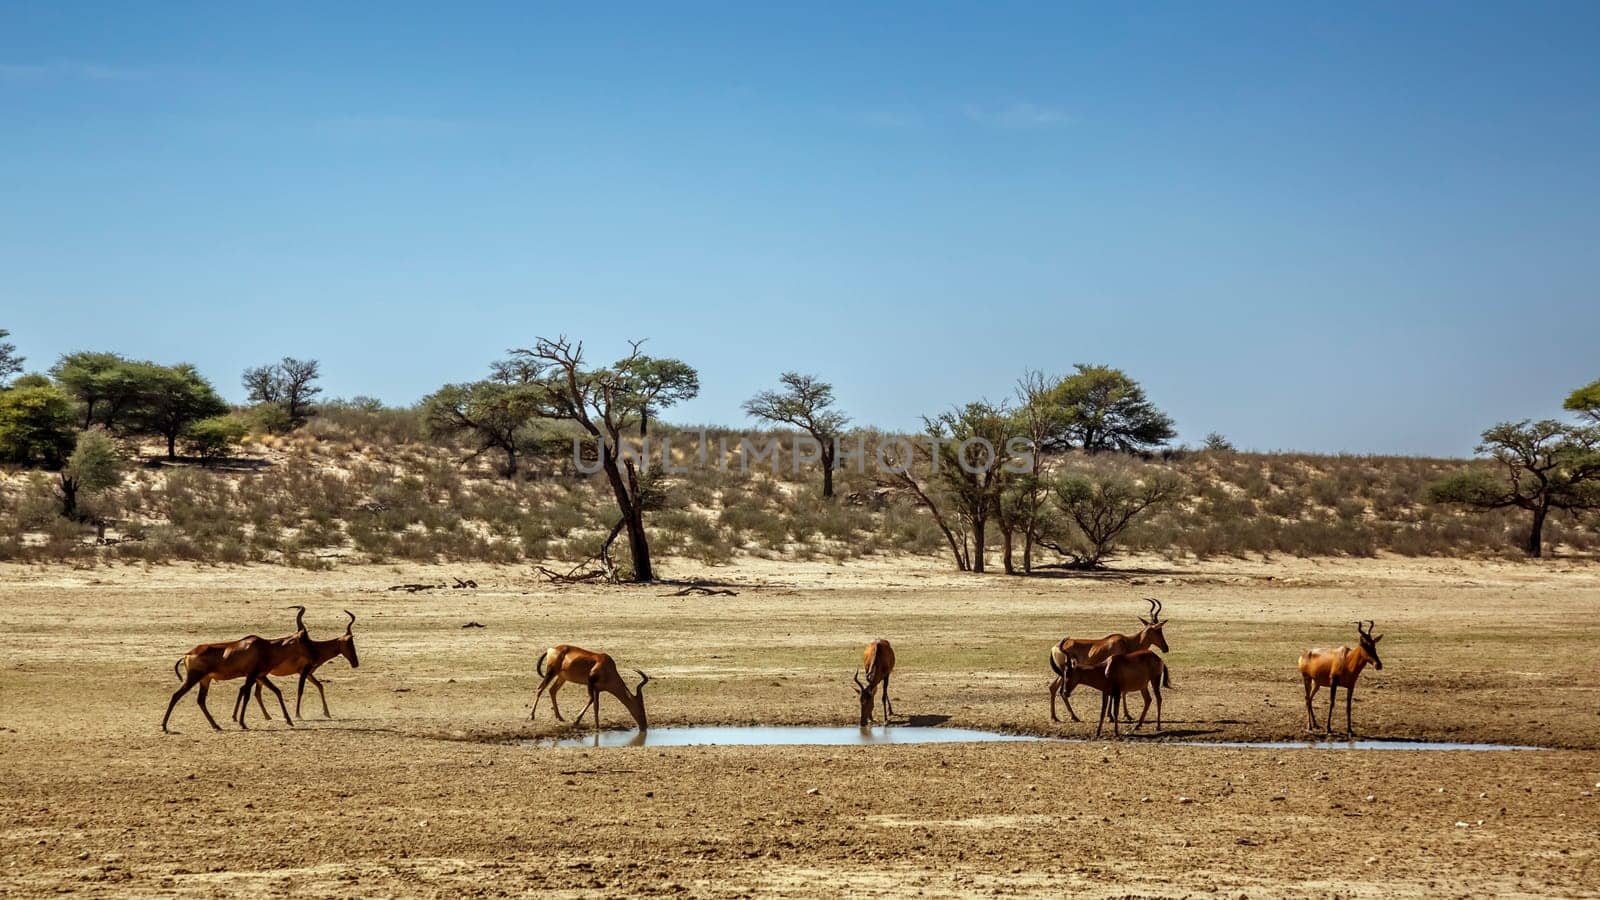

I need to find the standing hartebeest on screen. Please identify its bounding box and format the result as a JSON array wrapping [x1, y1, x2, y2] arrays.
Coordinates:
[[246, 609, 361, 723], [853, 639, 896, 726], [531, 645, 650, 732], [1092, 650, 1172, 738], [162, 606, 309, 732], [1049, 598, 1169, 722], [1298, 620, 1384, 736], [1053, 654, 1153, 730]]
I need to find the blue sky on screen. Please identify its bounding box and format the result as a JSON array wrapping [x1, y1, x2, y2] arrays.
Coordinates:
[[3, 3, 1597, 455]]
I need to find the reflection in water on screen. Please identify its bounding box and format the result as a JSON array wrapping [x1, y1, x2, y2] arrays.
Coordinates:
[[510, 726, 1546, 752], [519, 725, 1043, 749]]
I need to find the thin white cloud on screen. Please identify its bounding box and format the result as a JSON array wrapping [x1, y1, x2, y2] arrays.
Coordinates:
[[0, 60, 146, 83], [962, 101, 1074, 130]]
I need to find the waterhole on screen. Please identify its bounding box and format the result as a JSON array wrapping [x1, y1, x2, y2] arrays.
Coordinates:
[[512, 726, 1543, 751]]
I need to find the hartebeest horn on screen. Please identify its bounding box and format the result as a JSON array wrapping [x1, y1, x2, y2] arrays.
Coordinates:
[[853, 668, 866, 692], [632, 668, 650, 694], [344, 610, 355, 635], [288, 605, 307, 633]]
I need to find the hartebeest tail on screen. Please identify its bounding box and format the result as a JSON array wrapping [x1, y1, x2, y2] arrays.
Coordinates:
[[853, 639, 896, 726], [531, 645, 650, 732], [1298, 620, 1384, 737], [1049, 598, 1169, 722]]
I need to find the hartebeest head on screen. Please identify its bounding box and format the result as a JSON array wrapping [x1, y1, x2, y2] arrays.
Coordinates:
[[853, 669, 876, 726], [1136, 598, 1170, 653], [338, 610, 361, 669], [1355, 619, 1383, 670]]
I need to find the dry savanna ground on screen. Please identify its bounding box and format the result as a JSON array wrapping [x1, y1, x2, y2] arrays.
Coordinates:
[[2, 554, 1598, 898]]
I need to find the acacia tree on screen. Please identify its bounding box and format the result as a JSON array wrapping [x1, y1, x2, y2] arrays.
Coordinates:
[[243, 357, 322, 427], [1010, 370, 1067, 573], [50, 352, 158, 430], [420, 380, 544, 477], [494, 337, 697, 583], [1048, 364, 1175, 454], [926, 402, 1017, 574], [617, 342, 700, 438], [59, 426, 121, 519], [0, 329, 21, 386], [0, 381, 75, 466], [1040, 467, 1185, 569], [1427, 420, 1600, 557], [1567, 378, 1600, 425], [874, 437, 971, 571], [133, 364, 230, 459], [743, 372, 850, 498]]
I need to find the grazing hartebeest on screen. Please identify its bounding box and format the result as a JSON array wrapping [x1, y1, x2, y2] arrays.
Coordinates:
[[1298, 620, 1384, 736], [853, 639, 896, 726], [162, 607, 310, 732], [1093, 650, 1172, 738], [1049, 598, 1169, 722], [531, 645, 650, 732], [247, 609, 361, 723]]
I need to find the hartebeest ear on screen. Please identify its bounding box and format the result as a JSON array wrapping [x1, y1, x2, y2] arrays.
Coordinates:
[[1372, 634, 1383, 643], [1138, 617, 1150, 626]]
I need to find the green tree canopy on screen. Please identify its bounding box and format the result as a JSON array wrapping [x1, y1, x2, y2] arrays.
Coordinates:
[[1427, 420, 1600, 557], [49, 351, 161, 430], [59, 426, 122, 518], [184, 414, 248, 464], [744, 372, 850, 498], [1045, 364, 1176, 454], [0, 328, 21, 386], [1040, 467, 1186, 568], [614, 346, 700, 437], [420, 380, 546, 477], [132, 364, 230, 459], [1566, 378, 1600, 425], [0, 382, 76, 466]]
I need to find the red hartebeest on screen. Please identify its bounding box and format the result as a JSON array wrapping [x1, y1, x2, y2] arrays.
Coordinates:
[[1052, 654, 1153, 729], [162, 607, 309, 732], [1092, 650, 1172, 738], [1298, 620, 1384, 736], [531, 645, 650, 732], [246, 609, 361, 723], [853, 639, 896, 726], [1049, 598, 1169, 722]]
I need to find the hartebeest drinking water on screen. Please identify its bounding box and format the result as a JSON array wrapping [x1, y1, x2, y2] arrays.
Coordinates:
[[1298, 620, 1384, 736], [245, 609, 361, 723], [531, 645, 650, 732], [1049, 598, 1169, 722], [853, 638, 896, 726], [1092, 650, 1172, 738], [162, 607, 309, 732]]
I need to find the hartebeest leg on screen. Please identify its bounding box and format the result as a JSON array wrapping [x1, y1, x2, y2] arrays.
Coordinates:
[[1151, 680, 1163, 732], [881, 676, 893, 722], [296, 667, 314, 719], [1325, 683, 1338, 736], [234, 676, 255, 730], [307, 673, 332, 718], [194, 681, 222, 731], [1061, 680, 1081, 723], [163, 676, 207, 732], [530, 670, 559, 721], [260, 676, 294, 727], [1111, 690, 1123, 739], [249, 682, 272, 721], [1095, 690, 1108, 738], [1345, 684, 1355, 737], [1049, 674, 1062, 722], [1302, 675, 1317, 732], [1133, 687, 1152, 731], [547, 680, 567, 722]]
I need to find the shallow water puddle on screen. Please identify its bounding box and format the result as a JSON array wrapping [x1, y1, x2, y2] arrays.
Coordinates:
[[518, 725, 1042, 748], [1190, 739, 1545, 751], [512, 726, 1543, 751]]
